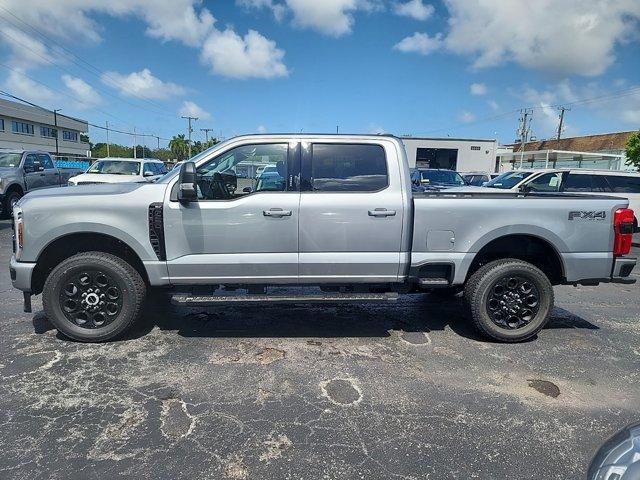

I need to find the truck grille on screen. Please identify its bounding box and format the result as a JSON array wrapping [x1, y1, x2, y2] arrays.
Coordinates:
[[148, 203, 166, 261]]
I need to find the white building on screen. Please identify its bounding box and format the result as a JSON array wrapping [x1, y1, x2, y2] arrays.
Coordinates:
[[0, 98, 90, 157], [401, 136, 498, 172]]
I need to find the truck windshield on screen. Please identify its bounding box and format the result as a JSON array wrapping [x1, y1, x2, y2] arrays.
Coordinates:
[[484, 171, 534, 189], [87, 160, 141, 175], [418, 170, 466, 186], [0, 153, 22, 167]]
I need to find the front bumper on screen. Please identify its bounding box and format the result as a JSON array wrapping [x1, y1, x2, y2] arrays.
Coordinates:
[[9, 255, 35, 292]]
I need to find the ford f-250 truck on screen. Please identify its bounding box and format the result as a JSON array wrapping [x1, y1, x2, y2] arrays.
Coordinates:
[[9, 135, 637, 343], [0, 150, 84, 218]]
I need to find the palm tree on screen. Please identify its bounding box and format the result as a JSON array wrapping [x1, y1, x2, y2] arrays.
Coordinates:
[[169, 134, 188, 161]]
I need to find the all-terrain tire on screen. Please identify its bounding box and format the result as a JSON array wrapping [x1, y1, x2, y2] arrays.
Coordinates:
[[43, 252, 146, 342], [464, 259, 554, 342]]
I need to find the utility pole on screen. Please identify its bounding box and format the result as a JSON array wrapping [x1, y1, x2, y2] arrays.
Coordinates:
[[105, 121, 110, 157], [517, 109, 533, 169], [154, 136, 160, 150], [53, 109, 61, 157], [200, 128, 214, 142], [336, 125, 339, 134], [133, 127, 137, 159], [181, 116, 198, 158], [556, 106, 570, 141]]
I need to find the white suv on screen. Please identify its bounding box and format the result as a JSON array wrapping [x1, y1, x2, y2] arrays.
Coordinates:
[[68, 158, 168, 185]]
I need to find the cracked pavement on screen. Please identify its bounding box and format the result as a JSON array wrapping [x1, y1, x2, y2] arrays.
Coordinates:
[[1, 219, 639, 479]]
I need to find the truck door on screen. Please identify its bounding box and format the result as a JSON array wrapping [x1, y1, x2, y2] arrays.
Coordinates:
[[163, 141, 300, 284], [38, 154, 60, 187], [298, 142, 404, 282], [22, 154, 46, 191]]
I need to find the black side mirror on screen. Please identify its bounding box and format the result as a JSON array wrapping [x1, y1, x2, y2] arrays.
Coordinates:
[[519, 184, 532, 193], [178, 161, 198, 203]]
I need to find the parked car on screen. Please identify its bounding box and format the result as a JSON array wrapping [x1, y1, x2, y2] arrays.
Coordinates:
[[461, 171, 499, 186], [455, 169, 640, 230], [410, 168, 467, 190], [0, 149, 84, 218], [9, 134, 636, 344], [68, 158, 167, 185]]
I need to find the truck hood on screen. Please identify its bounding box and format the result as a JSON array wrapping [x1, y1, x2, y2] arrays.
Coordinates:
[[68, 173, 147, 184], [22, 182, 146, 200]]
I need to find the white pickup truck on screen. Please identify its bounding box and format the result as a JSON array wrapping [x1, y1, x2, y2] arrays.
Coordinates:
[[9, 135, 636, 343]]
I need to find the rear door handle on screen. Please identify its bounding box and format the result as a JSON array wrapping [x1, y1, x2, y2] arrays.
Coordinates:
[[368, 208, 396, 217], [263, 208, 292, 217]]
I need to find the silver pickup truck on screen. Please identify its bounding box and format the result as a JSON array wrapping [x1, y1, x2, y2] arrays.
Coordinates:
[[9, 134, 637, 343], [0, 149, 84, 218]]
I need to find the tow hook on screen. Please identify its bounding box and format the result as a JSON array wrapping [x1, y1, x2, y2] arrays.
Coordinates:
[[23, 292, 32, 313]]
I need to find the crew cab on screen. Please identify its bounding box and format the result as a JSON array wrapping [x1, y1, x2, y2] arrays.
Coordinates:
[[0, 149, 84, 218], [9, 135, 637, 343]]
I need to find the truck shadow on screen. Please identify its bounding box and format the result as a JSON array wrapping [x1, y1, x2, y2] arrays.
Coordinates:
[[125, 294, 598, 343]]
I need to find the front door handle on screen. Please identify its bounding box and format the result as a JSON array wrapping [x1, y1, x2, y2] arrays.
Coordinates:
[[368, 208, 396, 217], [263, 208, 292, 217]]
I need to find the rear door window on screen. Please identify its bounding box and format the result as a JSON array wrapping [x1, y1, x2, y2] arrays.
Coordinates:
[[605, 175, 640, 193], [307, 143, 388, 192], [564, 174, 593, 192], [37, 154, 54, 169]]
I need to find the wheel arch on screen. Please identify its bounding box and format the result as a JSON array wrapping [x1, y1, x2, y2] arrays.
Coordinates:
[[464, 232, 566, 285], [31, 231, 149, 295]]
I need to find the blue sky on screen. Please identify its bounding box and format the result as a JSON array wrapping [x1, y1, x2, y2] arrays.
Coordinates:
[[0, 0, 639, 148]]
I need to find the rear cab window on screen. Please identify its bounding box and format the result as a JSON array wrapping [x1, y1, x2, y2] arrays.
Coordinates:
[[605, 175, 640, 193], [304, 143, 388, 192]]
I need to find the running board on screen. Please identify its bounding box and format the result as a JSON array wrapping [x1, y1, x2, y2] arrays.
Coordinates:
[[171, 292, 399, 306], [417, 278, 450, 288]]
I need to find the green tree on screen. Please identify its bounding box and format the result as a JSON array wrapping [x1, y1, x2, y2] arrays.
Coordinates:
[[169, 134, 189, 161], [626, 131, 640, 169]]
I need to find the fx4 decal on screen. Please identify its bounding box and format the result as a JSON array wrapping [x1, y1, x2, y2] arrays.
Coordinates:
[[568, 211, 607, 221]]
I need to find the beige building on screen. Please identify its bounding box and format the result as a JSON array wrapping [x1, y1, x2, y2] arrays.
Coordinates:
[[0, 98, 90, 157]]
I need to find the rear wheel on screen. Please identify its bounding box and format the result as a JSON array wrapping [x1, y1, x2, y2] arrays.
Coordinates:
[[464, 259, 553, 342], [43, 252, 146, 342]]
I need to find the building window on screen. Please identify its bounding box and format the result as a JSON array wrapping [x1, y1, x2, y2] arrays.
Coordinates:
[[40, 126, 58, 138], [470, 146, 481, 151], [0, 119, 4, 131], [63, 130, 78, 142], [11, 121, 35, 135]]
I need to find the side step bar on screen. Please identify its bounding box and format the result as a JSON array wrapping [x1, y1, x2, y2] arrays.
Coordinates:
[[171, 292, 399, 306], [417, 278, 450, 288]]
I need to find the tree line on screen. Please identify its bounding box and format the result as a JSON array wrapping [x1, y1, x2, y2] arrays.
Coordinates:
[[90, 135, 220, 162]]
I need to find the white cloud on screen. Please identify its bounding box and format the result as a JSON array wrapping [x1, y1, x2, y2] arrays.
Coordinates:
[[458, 111, 475, 123], [470, 82, 487, 96], [101, 69, 185, 99], [4, 69, 56, 106], [0, 1, 288, 82], [285, 0, 358, 37], [394, 32, 442, 55], [487, 99, 499, 111], [394, 0, 434, 21], [257, 125, 268, 133], [442, 0, 640, 77], [179, 101, 211, 120], [201, 28, 288, 79], [61, 75, 102, 109], [237, 0, 287, 22]]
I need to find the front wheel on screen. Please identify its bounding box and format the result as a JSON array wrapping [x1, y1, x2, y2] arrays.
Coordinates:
[[43, 252, 146, 342], [464, 259, 554, 342], [1, 190, 21, 219]]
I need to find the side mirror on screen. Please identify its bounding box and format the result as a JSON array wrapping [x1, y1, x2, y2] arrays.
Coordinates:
[[519, 184, 532, 193], [178, 161, 198, 203], [143, 170, 154, 177]]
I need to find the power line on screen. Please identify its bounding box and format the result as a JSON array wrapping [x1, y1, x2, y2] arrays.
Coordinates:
[[0, 6, 175, 118], [0, 89, 171, 142]]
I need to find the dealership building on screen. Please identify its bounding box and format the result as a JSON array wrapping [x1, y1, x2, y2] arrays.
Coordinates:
[[401, 136, 498, 172], [0, 98, 90, 158]]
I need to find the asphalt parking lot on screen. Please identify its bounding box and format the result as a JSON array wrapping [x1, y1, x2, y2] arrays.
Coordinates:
[[0, 219, 639, 480]]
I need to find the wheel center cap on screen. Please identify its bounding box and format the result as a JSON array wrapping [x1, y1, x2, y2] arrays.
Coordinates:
[[85, 293, 100, 306]]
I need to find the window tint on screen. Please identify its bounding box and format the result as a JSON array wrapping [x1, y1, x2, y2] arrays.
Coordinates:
[[605, 175, 640, 193], [37, 154, 54, 169], [310, 144, 387, 192], [527, 172, 562, 192], [196, 143, 289, 200]]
